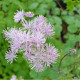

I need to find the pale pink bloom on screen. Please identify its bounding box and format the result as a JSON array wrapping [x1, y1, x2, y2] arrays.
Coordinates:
[[35, 63, 43, 72], [25, 12, 34, 17], [44, 24, 54, 36], [46, 44, 55, 54], [32, 32, 46, 44], [36, 15, 46, 23], [5, 50, 17, 63], [22, 21, 29, 29], [72, 49, 76, 54], [31, 60, 44, 72], [24, 52, 35, 62], [4, 28, 28, 44], [23, 15, 54, 37], [10, 75, 17, 80], [13, 42, 21, 48], [14, 10, 24, 23], [4, 10, 59, 72], [29, 44, 59, 71]]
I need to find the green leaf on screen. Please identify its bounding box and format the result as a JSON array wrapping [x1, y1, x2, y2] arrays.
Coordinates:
[[68, 25, 77, 33], [61, 10, 67, 15], [51, 2, 56, 8], [66, 0, 74, 11], [30, 68, 58, 79], [40, 4, 48, 9], [0, 11, 4, 19], [54, 25, 62, 37], [35, 7, 47, 15], [47, 16, 55, 24], [53, 8, 60, 15], [53, 16, 62, 25], [29, 3, 39, 10], [64, 33, 71, 39], [45, 0, 52, 3], [65, 16, 75, 24], [75, 19, 80, 28]]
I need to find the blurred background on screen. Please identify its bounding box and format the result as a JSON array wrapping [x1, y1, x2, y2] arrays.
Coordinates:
[[0, 0, 80, 79]]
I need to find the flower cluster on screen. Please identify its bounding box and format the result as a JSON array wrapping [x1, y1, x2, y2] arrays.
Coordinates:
[[4, 10, 59, 72]]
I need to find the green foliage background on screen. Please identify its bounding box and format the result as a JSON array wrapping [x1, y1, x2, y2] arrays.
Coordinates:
[[0, 0, 80, 79]]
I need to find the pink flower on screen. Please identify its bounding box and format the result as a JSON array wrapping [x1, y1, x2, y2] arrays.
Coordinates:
[[14, 10, 24, 23], [24, 52, 35, 61], [31, 32, 46, 45], [4, 28, 28, 44], [10, 75, 16, 80], [36, 15, 46, 23], [3, 10, 59, 72], [25, 12, 34, 17], [5, 50, 17, 63], [44, 24, 54, 36]]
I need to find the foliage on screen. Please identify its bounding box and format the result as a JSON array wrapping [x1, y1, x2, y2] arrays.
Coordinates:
[[64, 0, 80, 11], [0, 0, 80, 79]]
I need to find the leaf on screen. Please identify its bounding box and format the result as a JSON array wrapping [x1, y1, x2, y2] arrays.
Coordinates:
[[40, 4, 48, 9], [53, 16, 62, 25], [35, 4, 48, 15], [66, 0, 74, 11], [47, 16, 55, 24], [68, 25, 77, 33], [0, 11, 4, 19], [29, 3, 39, 10], [65, 16, 75, 24], [35, 7, 47, 15], [36, 0, 43, 3], [2, 4, 8, 12], [30, 68, 58, 79], [45, 0, 52, 3], [51, 2, 56, 8], [75, 19, 80, 28], [54, 25, 62, 37], [61, 10, 67, 15], [53, 8, 60, 15], [64, 33, 71, 39]]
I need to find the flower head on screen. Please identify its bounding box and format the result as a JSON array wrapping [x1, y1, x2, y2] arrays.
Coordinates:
[[3, 10, 59, 72], [25, 12, 34, 17], [10, 75, 16, 80], [5, 50, 17, 63], [14, 10, 24, 23], [31, 32, 46, 45]]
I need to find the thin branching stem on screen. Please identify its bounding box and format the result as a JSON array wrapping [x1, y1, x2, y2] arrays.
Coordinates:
[[48, 66, 62, 74], [48, 49, 77, 74], [48, 52, 71, 74], [48, 66, 58, 72], [58, 51, 71, 73], [56, 0, 63, 11]]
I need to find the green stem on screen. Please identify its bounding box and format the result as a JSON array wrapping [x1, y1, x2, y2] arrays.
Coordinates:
[[58, 52, 71, 73], [56, 0, 63, 11]]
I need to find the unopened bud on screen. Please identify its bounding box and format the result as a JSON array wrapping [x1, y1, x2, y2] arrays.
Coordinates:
[[69, 48, 72, 52], [72, 49, 76, 54]]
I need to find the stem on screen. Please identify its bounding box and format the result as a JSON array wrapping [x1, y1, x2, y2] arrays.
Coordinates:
[[48, 66, 58, 72], [58, 52, 71, 72], [48, 49, 76, 74], [56, 0, 63, 11], [48, 66, 62, 74]]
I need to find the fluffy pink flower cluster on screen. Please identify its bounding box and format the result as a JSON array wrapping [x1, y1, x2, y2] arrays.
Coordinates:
[[4, 10, 59, 72]]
